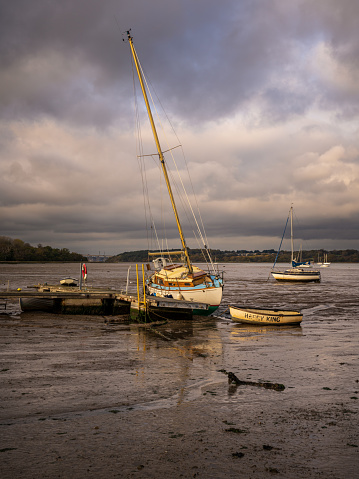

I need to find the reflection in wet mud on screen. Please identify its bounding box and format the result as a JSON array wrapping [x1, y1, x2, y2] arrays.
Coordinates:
[[230, 324, 303, 341]]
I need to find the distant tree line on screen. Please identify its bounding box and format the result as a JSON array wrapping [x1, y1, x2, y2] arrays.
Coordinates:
[[0, 237, 86, 262], [107, 248, 359, 263], [2, 236, 358, 263]]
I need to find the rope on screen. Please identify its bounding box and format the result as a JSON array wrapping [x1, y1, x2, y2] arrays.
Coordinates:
[[133, 53, 215, 272], [272, 211, 290, 269]]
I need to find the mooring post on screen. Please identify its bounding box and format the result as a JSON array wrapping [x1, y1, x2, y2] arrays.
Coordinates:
[[136, 264, 140, 308], [126, 265, 131, 294], [142, 263, 146, 304], [79, 262, 83, 290]]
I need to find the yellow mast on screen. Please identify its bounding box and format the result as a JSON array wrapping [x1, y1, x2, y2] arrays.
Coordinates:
[[127, 31, 192, 273]]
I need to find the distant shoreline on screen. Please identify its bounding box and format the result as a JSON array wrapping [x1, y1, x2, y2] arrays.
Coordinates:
[[106, 248, 359, 264]]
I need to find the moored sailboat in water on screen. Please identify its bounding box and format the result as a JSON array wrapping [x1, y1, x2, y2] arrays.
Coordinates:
[[126, 31, 223, 314], [271, 206, 321, 283]]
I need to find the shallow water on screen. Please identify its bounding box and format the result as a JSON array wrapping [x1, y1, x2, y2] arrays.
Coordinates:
[[1, 262, 358, 415], [2, 261, 358, 318]]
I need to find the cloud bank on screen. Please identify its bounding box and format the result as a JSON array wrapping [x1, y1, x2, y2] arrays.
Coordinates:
[[1, 0, 358, 254]]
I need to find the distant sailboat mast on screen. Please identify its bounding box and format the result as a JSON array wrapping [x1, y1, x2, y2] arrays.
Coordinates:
[[127, 30, 193, 273], [290, 205, 294, 265]]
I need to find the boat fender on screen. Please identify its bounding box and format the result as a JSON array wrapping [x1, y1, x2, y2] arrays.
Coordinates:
[[82, 263, 87, 280]]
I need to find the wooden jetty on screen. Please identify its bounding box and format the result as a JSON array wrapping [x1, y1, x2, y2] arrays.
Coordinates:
[[0, 263, 209, 320], [0, 288, 208, 320]]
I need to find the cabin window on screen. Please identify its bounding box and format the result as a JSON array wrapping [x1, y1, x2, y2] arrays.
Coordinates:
[[158, 278, 164, 285]]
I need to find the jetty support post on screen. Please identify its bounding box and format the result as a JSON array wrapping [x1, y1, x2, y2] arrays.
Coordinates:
[[79, 262, 83, 290], [132, 263, 146, 322], [136, 264, 140, 308], [142, 263, 146, 305], [126, 266, 131, 294]]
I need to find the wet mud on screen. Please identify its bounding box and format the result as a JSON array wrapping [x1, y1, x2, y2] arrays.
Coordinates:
[[0, 263, 358, 478]]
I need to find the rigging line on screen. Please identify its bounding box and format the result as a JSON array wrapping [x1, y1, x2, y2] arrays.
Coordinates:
[[138, 58, 207, 248], [177, 153, 215, 267], [141, 62, 202, 239], [135, 128, 150, 250], [146, 148, 194, 257], [159, 157, 168, 255], [132, 57, 163, 255], [170, 157, 215, 269], [192, 229, 210, 264], [137, 58, 186, 256], [157, 92, 215, 264], [161, 135, 212, 259], [160, 126, 215, 269], [131, 52, 150, 250], [148, 81, 214, 256], [166, 163, 205, 257], [164, 157, 213, 268], [178, 145, 212, 248], [149, 160, 164, 254], [156, 139, 204, 245], [132, 53, 165, 254], [137, 55, 212, 266], [292, 208, 309, 252], [148, 156, 163, 248], [137, 145, 182, 158], [140, 156, 162, 254], [272, 210, 290, 269]]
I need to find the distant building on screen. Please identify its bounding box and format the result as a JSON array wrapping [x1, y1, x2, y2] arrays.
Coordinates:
[[86, 254, 111, 263]]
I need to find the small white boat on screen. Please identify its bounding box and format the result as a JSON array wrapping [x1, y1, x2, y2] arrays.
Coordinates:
[[229, 305, 303, 325], [271, 206, 321, 283], [59, 277, 79, 286]]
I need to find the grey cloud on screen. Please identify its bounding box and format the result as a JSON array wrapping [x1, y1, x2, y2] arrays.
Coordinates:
[[1, 0, 359, 254], [1, 0, 358, 127]]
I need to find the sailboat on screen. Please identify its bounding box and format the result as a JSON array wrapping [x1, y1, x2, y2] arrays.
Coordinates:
[[126, 31, 224, 315], [292, 245, 311, 268], [321, 253, 331, 267], [271, 206, 321, 282]]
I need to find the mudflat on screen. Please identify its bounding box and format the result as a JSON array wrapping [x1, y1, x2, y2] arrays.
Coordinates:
[[0, 311, 358, 479]]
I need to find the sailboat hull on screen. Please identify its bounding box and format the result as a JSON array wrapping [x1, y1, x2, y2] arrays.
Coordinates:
[[271, 269, 321, 282], [147, 281, 223, 315]]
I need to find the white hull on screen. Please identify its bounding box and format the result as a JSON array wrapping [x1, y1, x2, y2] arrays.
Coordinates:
[[230, 305, 302, 325], [147, 283, 223, 310], [271, 269, 320, 282]]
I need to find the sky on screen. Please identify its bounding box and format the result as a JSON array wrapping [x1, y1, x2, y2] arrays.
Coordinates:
[[1, 0, 358, 255]]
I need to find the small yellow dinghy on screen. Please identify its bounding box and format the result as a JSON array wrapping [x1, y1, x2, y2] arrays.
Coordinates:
[[229, 305, 303, 325]]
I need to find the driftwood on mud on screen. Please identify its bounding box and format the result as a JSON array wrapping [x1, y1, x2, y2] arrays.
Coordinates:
[[220, 370, 285, 391]]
